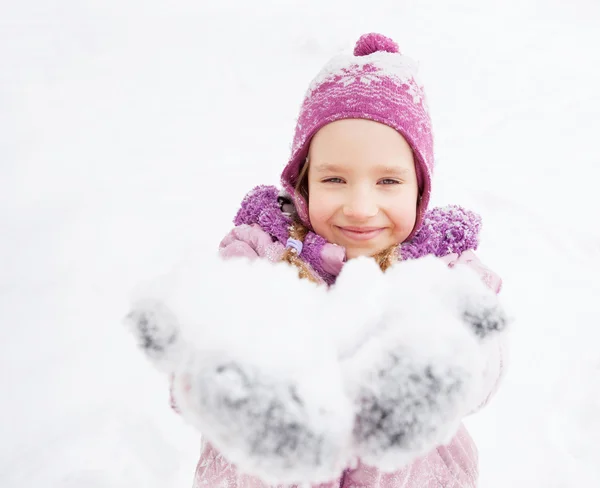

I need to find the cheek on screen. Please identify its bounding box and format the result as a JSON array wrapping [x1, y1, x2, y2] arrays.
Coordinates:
[[385, 188, 418, 222], [386, 193, 418, 235], [308, 190, 338, 231]]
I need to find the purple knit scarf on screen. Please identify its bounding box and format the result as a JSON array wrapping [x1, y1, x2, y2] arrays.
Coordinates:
[[234, 185, 481, 284]]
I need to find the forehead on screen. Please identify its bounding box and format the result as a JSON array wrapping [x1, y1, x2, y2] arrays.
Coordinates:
[[308, 119, 414, 166]]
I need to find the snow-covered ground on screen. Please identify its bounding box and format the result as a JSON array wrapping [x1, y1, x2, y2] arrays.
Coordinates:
[[1, 1, 599, 487]]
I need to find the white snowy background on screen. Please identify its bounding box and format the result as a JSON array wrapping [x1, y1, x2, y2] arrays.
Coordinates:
[[1, 0, 599, 486]]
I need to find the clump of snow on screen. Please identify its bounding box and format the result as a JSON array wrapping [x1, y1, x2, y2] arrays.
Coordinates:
[[126, 255, 354, 484], [126, 252, 507, 483], [338, 256, 505, 471]]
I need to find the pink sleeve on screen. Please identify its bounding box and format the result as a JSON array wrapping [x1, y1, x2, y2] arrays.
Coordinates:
[[193, 440, 343, 488], [219, 224, 285, 262], [439, 249, 502, 294], [440, 250, 508, 414]]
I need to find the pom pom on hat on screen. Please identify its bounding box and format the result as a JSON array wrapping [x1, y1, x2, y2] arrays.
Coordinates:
[[353, 33, 400, 56]]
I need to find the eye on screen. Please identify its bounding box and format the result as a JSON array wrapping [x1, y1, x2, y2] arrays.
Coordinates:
[[322, 177, 345, 184], [378, 178, 401, 185]]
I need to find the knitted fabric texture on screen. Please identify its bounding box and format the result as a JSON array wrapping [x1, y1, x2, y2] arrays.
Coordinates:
[[233, 185, 480, 284], [234, 186, 336, 284], [280, 33, 434, 241]]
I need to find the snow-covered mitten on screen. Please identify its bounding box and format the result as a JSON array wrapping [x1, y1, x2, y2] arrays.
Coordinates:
[[335, 256, 508, 471], [125, 256, 354, 484], [126, 298, 185, 374]]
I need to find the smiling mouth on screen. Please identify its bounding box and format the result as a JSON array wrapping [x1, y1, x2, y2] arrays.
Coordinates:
[[336, 226, 385, 241]]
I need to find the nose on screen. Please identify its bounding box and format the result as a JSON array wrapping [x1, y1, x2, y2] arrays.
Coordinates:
[[343, 187, 378, 220]]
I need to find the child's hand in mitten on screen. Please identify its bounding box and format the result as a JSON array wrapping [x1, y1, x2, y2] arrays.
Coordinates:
[[334, 256, 509, 472], [125, 256, 354, 485]]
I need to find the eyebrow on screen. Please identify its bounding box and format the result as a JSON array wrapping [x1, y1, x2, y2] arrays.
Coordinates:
[[372, 165, 410, 175], [312, 163, 345, 173], [313, 162, 410, 175]]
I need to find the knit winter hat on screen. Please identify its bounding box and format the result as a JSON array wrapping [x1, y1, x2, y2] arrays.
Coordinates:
[[281, 33, 434, 241]]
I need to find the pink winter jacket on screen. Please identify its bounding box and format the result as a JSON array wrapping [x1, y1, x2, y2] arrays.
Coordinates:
[[181, 224, 506, 488]]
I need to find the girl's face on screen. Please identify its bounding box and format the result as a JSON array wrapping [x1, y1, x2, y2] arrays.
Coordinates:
[[307, 119, 419, 259]]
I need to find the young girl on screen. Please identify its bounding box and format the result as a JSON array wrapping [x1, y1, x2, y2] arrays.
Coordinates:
[[130, 33, 508, 488]]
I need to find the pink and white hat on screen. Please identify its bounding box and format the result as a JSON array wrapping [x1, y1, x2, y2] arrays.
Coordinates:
[[281, 33, 434, 241]]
